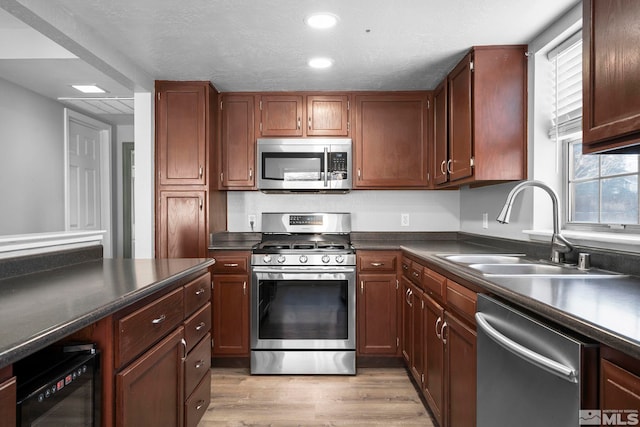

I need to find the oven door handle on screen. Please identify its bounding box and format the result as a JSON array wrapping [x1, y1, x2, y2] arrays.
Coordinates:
[[252, 266, 356, 274], [475, 312, 578, 383]]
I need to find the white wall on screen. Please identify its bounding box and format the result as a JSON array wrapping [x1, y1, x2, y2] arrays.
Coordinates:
[[0, 77, 65, 235], [227, 190, 460, 232]]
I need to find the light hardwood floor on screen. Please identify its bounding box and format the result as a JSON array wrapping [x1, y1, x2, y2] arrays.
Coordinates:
[[199, 367, 435, 426]]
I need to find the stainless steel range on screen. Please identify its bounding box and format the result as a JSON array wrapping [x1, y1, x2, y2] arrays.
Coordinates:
[[250, 212, 356, 375]]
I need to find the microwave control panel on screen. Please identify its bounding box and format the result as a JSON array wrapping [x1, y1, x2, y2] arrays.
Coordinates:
[[328, 152, 348, 173]]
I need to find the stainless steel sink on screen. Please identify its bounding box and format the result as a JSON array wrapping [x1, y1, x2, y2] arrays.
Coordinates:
[[441, 254, 526, 264], [467, 263, 623, 278]]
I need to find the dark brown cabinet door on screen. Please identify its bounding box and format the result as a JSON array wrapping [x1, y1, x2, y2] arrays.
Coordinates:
[[433, 80, 449, 186], [156, 82, 207, 186], [220, 94, 255, 188], [448, 54, 474, 183], [259, 95, 303, 136], [0, 376, 16, 426], [423, 294, 444, 427], [212, 274, 250, 356], [157, 191, 206, 258], [410, 285, 424, 386], [307, 94, 350, 136], [444, 311, 476, 427], [600, 358, 640, 416], [357, 273, 398, 355], [354, 93, 430, 188], [583, 0, 640, 153], [116, 327, 185, 427], [401, 277, 413, 365]]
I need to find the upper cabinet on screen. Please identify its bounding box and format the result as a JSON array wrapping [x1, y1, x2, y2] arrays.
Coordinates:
[[354, 92, 431, 189], [156, 81, 210, 186], [219, 94, 256, 189], [582, 0, 640, 154], [257, 93, 351, 137], [435, 45, 528, 187]]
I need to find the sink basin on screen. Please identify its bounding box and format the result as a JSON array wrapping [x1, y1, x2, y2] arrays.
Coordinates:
[[441, 254, 526, 264], [467, 263, 623, 278]]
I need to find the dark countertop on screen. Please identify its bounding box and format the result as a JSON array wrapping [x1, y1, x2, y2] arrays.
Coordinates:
[[399, 240, 640, 360], [0, 258, 214, 368]]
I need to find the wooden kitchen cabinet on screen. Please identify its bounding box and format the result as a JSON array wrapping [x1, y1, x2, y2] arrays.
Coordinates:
[[116, 327, 185, 427], [258, 94, 304, 137], [354, 92, 431, 189], [211, 251, 251, 357], [423, 293, 445, 427], [356, 251, 400, 356], [157, 190, 207, 258], [437, 45, 527, 187], [401, 257, 425, 388], [582, 0, 640, 154], [600, 357, 640, 415], [0, 372, 16, 426], [307, 94, 350, 136], [433, 79, 449, 186], [219, 94, 256, 189]]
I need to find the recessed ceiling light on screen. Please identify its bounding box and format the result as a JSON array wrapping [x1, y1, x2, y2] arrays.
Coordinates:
[[304, 13, 339, 29], [71, 85, 106, 94], [308, 57, 334, 69]]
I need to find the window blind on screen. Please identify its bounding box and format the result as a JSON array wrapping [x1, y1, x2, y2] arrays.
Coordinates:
[[548, 31, 583, 141]]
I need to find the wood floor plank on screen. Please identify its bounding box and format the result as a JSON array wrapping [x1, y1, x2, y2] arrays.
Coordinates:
[[199, 367, 435, 426]]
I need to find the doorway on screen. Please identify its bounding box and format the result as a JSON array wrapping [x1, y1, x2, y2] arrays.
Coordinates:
[[122, 142, 135, 258]]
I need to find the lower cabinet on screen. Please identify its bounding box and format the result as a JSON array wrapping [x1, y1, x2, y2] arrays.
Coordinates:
[[423, 294, 445, 427], [116, 327, 185, 427], [0, 373, 16, 426], [600, 356, 640, 422], [356, 250, 400, 356], [211, 251, 251, 357]]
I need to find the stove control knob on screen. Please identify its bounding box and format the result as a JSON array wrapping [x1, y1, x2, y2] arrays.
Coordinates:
[[277, 255, 286, 264], [299, 255, 308, 264], [262, 255, 272, 264], [336, 255, 345, 264], [321, 255, 331, 264]]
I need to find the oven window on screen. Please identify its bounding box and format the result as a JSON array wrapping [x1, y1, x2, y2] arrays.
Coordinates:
[[263, 153, 323, 181], [258, 280, 348, 340], [31, 382, 93, 427]]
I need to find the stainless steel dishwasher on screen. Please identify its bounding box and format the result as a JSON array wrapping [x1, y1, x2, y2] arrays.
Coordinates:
[[476, 294, 598, 427]]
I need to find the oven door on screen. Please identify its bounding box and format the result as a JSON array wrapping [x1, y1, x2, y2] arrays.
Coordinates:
[[251, 266, 356, 350]]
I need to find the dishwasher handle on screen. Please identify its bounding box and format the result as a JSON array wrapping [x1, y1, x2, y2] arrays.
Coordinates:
[[475, 312, 578, 383]]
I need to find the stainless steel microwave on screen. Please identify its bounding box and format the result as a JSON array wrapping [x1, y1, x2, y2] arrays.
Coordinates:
[[257, 138, 352, 192]]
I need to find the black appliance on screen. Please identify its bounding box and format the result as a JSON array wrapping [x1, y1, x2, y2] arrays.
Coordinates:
[[15, 343, 101, 426]]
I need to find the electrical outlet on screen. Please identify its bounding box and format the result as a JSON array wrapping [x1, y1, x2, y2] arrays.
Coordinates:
[[248, 214, 256, 231], [401, 213, 410, 227], [482, 212, 489, 229]]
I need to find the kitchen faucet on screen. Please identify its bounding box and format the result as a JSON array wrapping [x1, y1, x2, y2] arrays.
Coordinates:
[[496, 180, 573, 264]]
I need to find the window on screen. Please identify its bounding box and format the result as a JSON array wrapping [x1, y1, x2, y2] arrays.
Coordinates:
[[549, 33, 640, 228]]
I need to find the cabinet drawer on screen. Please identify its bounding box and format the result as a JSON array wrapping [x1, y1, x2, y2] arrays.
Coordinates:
[[423, 267, 446, 301], [401, 257, 411, 278], [184, 272, 211, 317], [185, 303, 211, 352], [409, 263, 423, 287], [185, 372, 211, 427], [211, 254, 248, 274], [185, 332, 211, 396], [358, 251, 398, 273], [445, 280, 477, 323], [116, 287, 184, 368]]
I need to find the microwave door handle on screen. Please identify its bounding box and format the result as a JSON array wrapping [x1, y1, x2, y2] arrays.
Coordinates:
[[324, 147, 329, 187]]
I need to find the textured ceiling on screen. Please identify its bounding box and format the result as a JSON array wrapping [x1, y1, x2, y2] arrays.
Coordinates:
[[0, 0, 580, 117]]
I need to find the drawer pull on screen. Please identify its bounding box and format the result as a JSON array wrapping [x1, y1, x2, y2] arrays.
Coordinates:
[[412, 271, 420, 277], [195, 360, 206, 369], [181, 338, 187, 362], [196, 399, 206, 411], [151, 314, 166, 325], [195, 288, 206, 296], [402, 264, 409, 270], [224, 263, 239, 267], [195, 321, 206, 331], [370, 262, 384, 267]]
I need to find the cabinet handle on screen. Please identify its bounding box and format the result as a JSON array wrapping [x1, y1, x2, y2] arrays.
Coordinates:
[[195, 321, 206, 331], [407, 289, 413, 307], [435, 317, 442, 339], [199, 165, 203, 178], [370, 262, 383, 267], [199, 199, 203, 210], [195, 360, 206, 369], [181, 338, 187, 362], [402, 264, 409, 271], [308, 116, 312, 130], [249, 168, 253, 179], [220, 172, 224, 183], [440, 160, 447, 175], [243, 281, 247, 295], [224, 263, 239, 267], [357, 168, 361, 179], [297, 117, 301, 129], [196, 400, 206, 411], [441, 321, 448, 344], [360, 281, 364, 294], [412, 271, 420, 278], [151, 314, 166, 325], [446, 159, 453, 174], [195, 288, 206, 296]]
